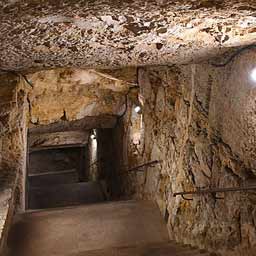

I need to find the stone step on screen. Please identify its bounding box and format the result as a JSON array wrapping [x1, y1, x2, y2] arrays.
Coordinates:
[[28, 181, 105, 209], [66, 243, 211, 256], [7, 201, 169, 256], [28, 169, 79, 187]]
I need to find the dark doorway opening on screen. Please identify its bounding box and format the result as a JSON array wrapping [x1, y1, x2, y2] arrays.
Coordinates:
[[27, 146, 105, 210], [26, 127, 123, 211]]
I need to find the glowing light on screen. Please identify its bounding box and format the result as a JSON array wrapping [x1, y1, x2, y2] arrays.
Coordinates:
[[251, 68, 256, 82], [134, 106, 141, 113]]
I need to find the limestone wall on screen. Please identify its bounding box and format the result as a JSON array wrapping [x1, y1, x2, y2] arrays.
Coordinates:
[[0, 74, 28, 254], [27, 68, 131, 126], [120, 52, 256, 255]]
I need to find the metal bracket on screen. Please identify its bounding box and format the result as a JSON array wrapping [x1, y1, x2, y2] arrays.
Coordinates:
[[181, 195, 193, 201]]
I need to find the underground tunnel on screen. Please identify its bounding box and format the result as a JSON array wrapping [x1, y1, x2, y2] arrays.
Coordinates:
[[1, 1, 256, 256]]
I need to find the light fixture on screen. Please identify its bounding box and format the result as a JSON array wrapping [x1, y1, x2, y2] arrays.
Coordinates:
[[134, 105, 142, 114], [90, 129, 96, 140], [90, 134, 96, 140], [251, 67, 256, 82]]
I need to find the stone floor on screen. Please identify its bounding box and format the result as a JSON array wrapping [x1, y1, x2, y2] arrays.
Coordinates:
[[7, 200, 170, 256], [6, 200, 216, 256]]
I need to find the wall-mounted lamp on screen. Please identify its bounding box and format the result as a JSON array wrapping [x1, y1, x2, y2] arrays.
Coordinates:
[[90, 129, 97, 140], [251, 68, 256, 82], [134, 105, 142, 114]]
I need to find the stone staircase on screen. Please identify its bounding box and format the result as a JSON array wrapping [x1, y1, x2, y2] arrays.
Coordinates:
[[28, 169, 106, 209], [67, 243, 211, 256], [6, 200, 214, 256], [29, 180, 106, 209]]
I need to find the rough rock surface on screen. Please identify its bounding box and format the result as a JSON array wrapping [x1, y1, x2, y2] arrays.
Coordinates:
[[29, 131, 89, 150], [1, 0, 256, 71], [118, 51, 256, 256], [27, 68, 135, 126], [29, 115, 117, 135], [0, 74, 27, 253]]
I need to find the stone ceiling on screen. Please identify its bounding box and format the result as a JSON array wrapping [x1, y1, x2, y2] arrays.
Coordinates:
[[1, 0, 256, 72]]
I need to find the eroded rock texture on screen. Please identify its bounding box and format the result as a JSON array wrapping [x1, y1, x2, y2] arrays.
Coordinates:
[[0, 74, 27, 252], [118, 52, 256, 255], [1, 0, 256, 71], [27, 68, 135, 126], [29, 131, 89, 150]]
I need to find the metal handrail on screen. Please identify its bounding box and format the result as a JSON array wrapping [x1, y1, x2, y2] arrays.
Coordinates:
[[173, 185, 256, 200], [28, 169, 76, 177], [118, 160, 162, 176], [88, 159, 161, 176], [126, 160, 162, 172]]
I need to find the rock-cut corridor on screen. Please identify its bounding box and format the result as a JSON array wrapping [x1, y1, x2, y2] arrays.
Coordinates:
[[1, 1, 256, 256]]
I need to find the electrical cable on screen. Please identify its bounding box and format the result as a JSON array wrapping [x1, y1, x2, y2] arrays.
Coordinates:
[[210, 44, 256, 67], [114, 85, 139, 128], [119, 85, 139, 118], [114, 45, 256, 128], [0, 68, 33, 88]]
